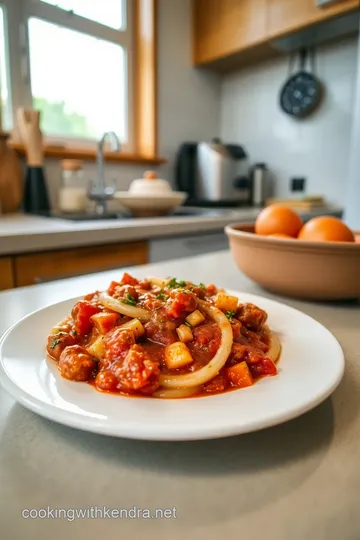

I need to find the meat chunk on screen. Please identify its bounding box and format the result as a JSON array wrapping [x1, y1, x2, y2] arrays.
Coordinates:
[[103, 327, 136, 362], [202, 372, 228, 394], [236, 303, 267, 332], [230, 318, 242, 341], [111, 344, 160, 392], [189, 322, 221, 363], [95, 370, 118, 392], [112, 285, 138, 302], [139, 292, 164, 311], [59, 345, 97, 381], [226, 343, 264, 367], [145, 310, 177, 346], [47, 332, 78, 361], [166, 290, 198, 319], [239, 326, 269, 353]]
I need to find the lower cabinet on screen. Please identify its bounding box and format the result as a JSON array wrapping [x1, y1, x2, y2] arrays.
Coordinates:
[[150, 232, 228, 263], [13, 241, 149, 287], [0, 257, 15, 291]]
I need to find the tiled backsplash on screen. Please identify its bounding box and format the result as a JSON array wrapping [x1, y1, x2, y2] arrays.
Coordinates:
[[220, 36, 359, 204]]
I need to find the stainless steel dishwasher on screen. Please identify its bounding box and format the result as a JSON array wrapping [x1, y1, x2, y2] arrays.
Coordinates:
[[149, 231, 229, 263]]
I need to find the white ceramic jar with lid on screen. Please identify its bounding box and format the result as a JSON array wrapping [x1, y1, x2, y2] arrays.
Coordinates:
[[58, 160, 86, 212], [128, 170, 172, 196]]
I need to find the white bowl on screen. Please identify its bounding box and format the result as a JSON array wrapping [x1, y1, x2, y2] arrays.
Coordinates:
[[114, 192, 187, 217]]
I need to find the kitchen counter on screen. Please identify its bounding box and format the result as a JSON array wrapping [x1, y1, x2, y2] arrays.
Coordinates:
[[0, 251, 359, 540], [0, 206, 342, 255]]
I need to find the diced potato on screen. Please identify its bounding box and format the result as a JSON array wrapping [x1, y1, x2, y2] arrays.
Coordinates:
[[164, 342, 194, 369], [51, 317, 71, 335], [87, 336, 106, 361], [185, 309, 205, 327], [148, 277, 167, 288], [119, 318, 145, 338], [226, 361, 253, 388], [215, 292, 238, 313], [176, 324, 194, 343]]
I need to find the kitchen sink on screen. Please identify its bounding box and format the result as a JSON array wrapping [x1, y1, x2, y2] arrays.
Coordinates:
[[42, 207, 236, 221]]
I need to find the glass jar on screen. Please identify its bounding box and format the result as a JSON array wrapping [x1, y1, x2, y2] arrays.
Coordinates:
[[58, 160, 86, 213]]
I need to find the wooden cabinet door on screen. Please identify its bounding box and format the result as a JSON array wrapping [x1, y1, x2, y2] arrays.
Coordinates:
[[268, 0, 359, 38], [14, 241, 148, 287], [0, 257, 14, 290], [193, 0, 268, 65]]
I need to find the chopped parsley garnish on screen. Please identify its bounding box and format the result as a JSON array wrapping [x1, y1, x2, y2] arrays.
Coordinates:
[[70, 329, 77, 337], [121, 293, 137, 306], [189, 286, 194, 292], [50, 338, 61, 349], [225, 310, 236, 320], [199, 283, 206, 290], [184, 321, 192, 329], [156, 289, 168, 301], [168, 278, 187, 289]]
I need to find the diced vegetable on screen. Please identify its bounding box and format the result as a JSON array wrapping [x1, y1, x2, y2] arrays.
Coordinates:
[[119, 318, 145, 338], [185, 309, 205, 327], [90, 312, 119, 334], [164, 341, 194, 369], [226, 361, 253, 388], [249, 357, 277, 377], [86, 336, 106, 361], [215, 292, 238, 313], [176, 324, 194, 343], [107, 281, 120, 295], [71, 301, 101, 336], [121, 273, 139, 286]]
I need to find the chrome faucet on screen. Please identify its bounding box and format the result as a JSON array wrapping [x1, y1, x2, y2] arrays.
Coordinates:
[[88, 131, 121, 215]]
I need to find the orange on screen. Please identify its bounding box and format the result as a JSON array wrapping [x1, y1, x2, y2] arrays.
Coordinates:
[[255, 205, 303, 237], [298, 216, 355, 243]]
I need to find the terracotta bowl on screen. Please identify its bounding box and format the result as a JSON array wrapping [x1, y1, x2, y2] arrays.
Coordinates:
[[225, 223, 360, 301]]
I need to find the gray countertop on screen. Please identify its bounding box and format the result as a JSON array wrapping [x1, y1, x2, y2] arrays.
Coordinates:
[[0, 206, 342, 255], [0, 251, 359, 540]]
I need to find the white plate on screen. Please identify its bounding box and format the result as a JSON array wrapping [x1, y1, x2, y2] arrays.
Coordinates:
[[0, 292, 344, 441]]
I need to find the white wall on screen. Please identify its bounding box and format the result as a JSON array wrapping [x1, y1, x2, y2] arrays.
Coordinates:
[[220, 36, 359, 204], [44, 0, 221, 209]]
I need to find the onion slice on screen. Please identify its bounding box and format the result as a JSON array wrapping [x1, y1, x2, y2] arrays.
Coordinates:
[[158, 300, 233, 389], [263, 325, 281, 362], [99, 292, 151, 322], [153, 386, 201, 399]]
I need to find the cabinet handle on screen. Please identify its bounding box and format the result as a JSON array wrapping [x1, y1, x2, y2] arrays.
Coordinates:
[[33, 261, 138, 284]]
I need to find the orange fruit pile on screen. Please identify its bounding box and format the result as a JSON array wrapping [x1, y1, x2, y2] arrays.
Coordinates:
[[255, 204, 355, 243]]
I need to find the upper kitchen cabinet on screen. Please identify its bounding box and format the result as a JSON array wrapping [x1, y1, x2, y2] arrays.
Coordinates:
[[193, 0, 360, 70], [268, 0, 360, 38], [193, 0, 268, 66]]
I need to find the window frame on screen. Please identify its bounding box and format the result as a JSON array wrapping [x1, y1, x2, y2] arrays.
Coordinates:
[[0, 3, 13, 130], [0, 0, 161, 163]]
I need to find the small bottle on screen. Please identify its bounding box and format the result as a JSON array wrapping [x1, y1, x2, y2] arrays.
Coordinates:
[[250, 163, 268, 207], [59, 160, 86, 213]]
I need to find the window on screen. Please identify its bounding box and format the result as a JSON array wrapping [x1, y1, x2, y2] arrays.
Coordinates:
[[1, 0, 134, 150], [0, 5, 11, 131]]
